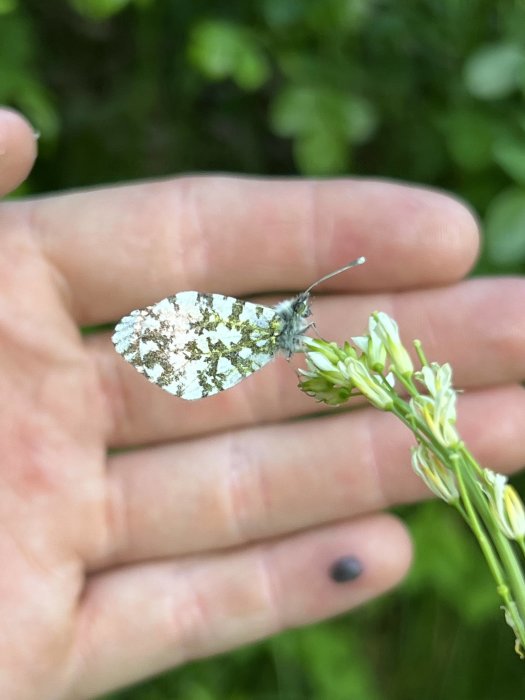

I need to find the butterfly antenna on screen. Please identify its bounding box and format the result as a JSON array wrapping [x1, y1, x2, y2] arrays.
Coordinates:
[[304, 256, 366, 295]]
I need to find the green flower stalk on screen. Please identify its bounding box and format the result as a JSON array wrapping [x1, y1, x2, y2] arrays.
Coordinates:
[[298, 311, 525, 657]]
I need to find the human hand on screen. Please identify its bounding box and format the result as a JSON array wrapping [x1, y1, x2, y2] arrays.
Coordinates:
[[1, 107, 524, 700]]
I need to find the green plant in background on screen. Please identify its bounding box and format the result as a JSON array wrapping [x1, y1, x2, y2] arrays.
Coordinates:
[[188, 0, 379, 176], [299, 313, 525, 657], [0, 1, 58, 141], [1, 1, 525, 698], [3, 0, 525, 271]]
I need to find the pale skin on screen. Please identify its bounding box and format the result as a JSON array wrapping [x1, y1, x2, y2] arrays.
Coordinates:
[[1, 107, 525, 700]]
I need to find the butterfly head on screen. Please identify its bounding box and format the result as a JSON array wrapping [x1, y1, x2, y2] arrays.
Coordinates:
[[290, 291, 311, 319], [274, 258, 366, 358], [273, 291, 312, 357]]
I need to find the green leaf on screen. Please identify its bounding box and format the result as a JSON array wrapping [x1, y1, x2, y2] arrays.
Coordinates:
[[485, 187, 525, 264], [271, 85, 375, 174], [261, 0, 305, 28], [188, 21, 269, 91], [234, 47, 271, 91], [493, 134, 525, 185], [0, 0, 17, 15], [305, 0, 371, 34], [442, 109, 494, 171], [270, 85, 377, 143], [341, 94, 377, 144], [0, 11, 34, 66], [188, 21, 243, 79], [294, 130, 348, 175], [69, 0, 131, 20], [464, 43, 525, 100], [13, 79, 60, 141], [270, 86, 322, 136]]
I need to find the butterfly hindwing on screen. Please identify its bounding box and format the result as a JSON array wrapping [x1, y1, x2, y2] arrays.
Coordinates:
[[112, 292, 284, 399]]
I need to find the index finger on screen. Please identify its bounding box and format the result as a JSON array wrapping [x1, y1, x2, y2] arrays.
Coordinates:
[[22, 177, 478, 324]]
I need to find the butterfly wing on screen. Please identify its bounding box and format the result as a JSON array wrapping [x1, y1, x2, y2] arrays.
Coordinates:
[[112, 292, 283, 399]]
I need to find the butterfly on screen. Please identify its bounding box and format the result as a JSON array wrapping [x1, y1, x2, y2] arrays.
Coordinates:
[[112, 257, 365, 400]]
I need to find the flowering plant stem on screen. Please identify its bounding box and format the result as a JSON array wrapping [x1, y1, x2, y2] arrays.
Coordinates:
[[299, 312, 525, 656]]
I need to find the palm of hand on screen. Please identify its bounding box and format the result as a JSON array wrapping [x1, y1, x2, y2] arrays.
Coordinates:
[[0, 219, 108, 698], [1, 111, 524, 700]]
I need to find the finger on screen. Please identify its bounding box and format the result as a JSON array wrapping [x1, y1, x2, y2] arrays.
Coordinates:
[[87, 277, 525, 447], [26, 177, 479, 323], [71, 515, 410, 698], [95, 384, 525, 568], [0, 108, 37, 196]]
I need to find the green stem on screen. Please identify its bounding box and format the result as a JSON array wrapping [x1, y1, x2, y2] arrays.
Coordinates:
[[457, 447, 525, 629], [459, 444, 486, 481], [390, 400, 455, 467], [453, 456, 508, 588], [413, 339, 428, 367], [454, 455, 525, 647], [390, 368, 419, 398]]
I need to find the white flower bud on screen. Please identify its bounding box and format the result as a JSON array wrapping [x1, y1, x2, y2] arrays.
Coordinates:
[[370, 312, 414, 377], [411, 444, 459, 503]]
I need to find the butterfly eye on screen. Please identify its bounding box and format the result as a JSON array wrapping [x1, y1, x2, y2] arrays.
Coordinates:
[[292, 295, 310, 318], [302, 301, 311, 317]]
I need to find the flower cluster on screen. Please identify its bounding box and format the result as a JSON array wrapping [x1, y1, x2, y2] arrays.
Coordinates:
[[298, 310, 525, 657], [299, 312, 409, 409]]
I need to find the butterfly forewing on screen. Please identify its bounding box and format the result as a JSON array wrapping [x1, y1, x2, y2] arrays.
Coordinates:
[[112, 292, 283, 399]]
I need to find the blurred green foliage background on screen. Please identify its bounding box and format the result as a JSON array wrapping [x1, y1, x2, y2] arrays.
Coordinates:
[[2, 0, 525, 698]]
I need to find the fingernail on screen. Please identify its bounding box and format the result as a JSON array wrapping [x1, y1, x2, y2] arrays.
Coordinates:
[[33, 129, 41, 141], [329, 556, 363, 583]]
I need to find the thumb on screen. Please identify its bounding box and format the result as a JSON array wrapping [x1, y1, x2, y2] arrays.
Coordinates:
[[0, 108, 37, 197]]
